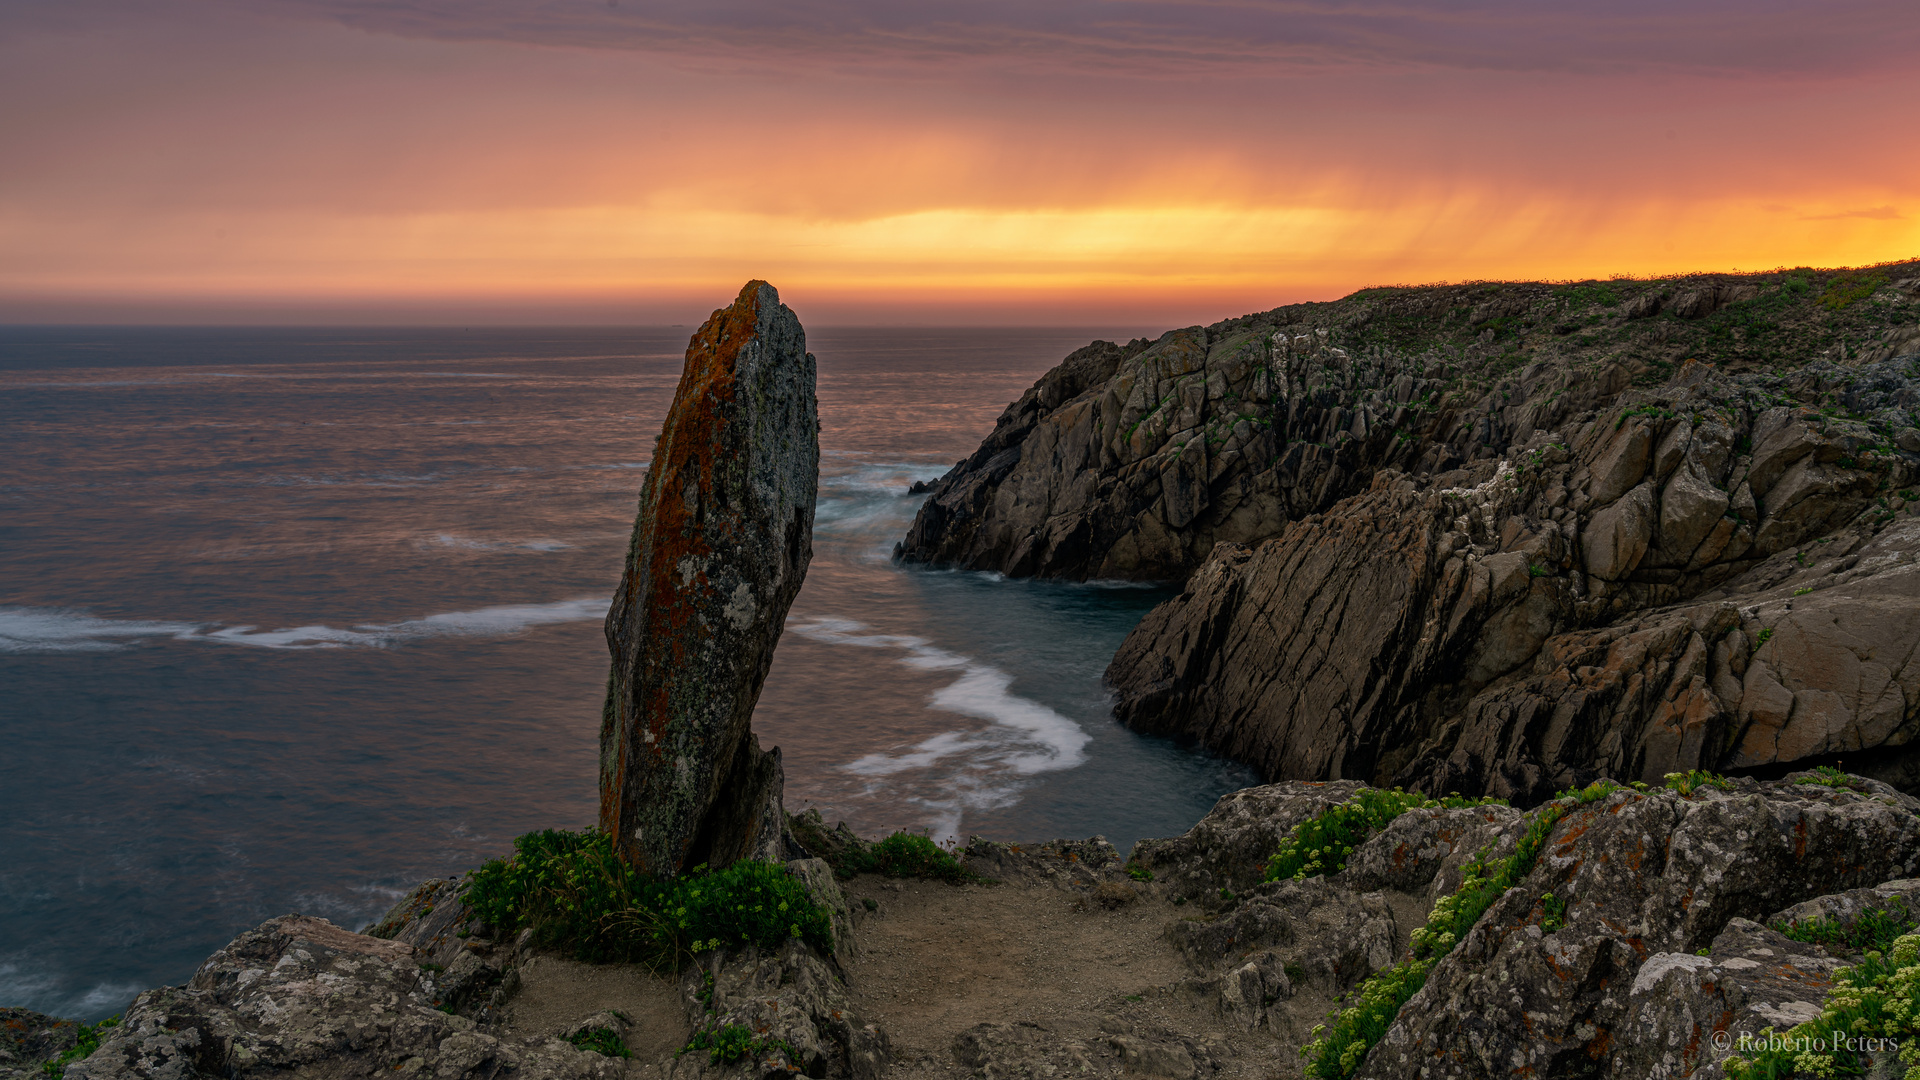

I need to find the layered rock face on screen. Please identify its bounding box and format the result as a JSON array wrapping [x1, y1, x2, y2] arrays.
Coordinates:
[[1109, 356, 1920, 800], [899, 270, 1920, 583], [894, 324, 1529, 580], [1129, 777, 1920, 1079], [901, 265, 1920, 796], [602, 281, 818, 876]]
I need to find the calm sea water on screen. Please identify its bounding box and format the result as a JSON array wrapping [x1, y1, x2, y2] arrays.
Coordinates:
[[0, 326, 1257, 1021]]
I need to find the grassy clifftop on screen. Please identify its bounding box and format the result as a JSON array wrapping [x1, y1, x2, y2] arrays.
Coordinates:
[[1224, 259, 1920, 391]]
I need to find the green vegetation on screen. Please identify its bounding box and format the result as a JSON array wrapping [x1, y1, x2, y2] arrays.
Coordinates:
[[1126, 862, 1155, 882], [1665, 770, 1734, 796], [1616, 404, 1676, 430], [1757, 628, 1775, 646], [1794, 586, 1814, 596], [829, 831, 982, 883], [1300, 781, 1621, 1079], [1820, 270, 1887, 312], [462, 828, 832, 970], [680, 1024, 795, 1066], [1795, 764, 1865, 791], [1264, 788, 1505, 883], [1540, 891, 1568, 933], [1723, 931, 1920, 1079], [1773, 900, 1915, 956], [1557, 282, 1622, 309], [567, 1026, 632, 1058], [41, 1017, 119, 1078]]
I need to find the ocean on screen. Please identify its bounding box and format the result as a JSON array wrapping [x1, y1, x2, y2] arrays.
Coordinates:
[[0, 325, 1257, 1021]]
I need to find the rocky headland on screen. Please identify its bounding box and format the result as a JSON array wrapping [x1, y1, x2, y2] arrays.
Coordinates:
[[16, 269, 1920, 1080], [899, 263, 1920, 801], [21, 773, 1920, 1080]]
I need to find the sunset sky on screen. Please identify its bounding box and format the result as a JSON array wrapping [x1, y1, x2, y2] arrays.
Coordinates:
[[3, 0, 1917, 325]]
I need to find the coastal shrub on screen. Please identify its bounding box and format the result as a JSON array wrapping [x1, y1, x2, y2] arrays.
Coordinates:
[[1265, 788, 1505, 883], [1795, 764, 1864, 791], [1722, 932, 1920, 1079], [1820, 270, 1887, 312], [1772, 900, 1916, 956], [567, 1026, 632, 1058], [462, 828, 832, 970], [40, 1016, 118, 1078], [822, 830, 983, 883], [866, 832, 975, 882], [680, 1024, 794, 1066], [1665, 770, 1734, 796], [1540, 891, 1568, 933], [1302, 781, 1622, 1078]]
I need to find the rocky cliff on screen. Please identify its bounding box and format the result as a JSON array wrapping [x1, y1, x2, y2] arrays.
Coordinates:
[[899, 264, 1920, 799], [602, 280, 819, 876], [898, 266, 1920, 584], [48, 774, 1920, 1080]]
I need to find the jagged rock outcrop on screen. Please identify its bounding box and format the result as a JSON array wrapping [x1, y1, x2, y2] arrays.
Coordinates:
[[1107, 354, 1920, 800], [900, 266, 1920, 583], [602, 280, 819, 877], [899, 265, 1920, 799], [64, 915, 624, 1080], [1133, 776, 1920, 1079], [667, 937, 888, 1080], [1360, 779, 1920, 1080], [2, 1010, 80, 1080]]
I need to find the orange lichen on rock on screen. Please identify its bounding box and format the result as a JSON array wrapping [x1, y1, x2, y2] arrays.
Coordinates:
[[600, 280, 818, 878]]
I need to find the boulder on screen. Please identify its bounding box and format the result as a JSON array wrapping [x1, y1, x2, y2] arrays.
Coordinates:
[[1131, 781, 1365, 901], [1, 1010, 80, 1080], [64, 915, 625, 1080], [602, 280, 819, 877], [669, 940, 886, 1080], [1356, 782, 1920, 1080], [1615, 920, 1843, 1080], [956, 836, 1127, 891]]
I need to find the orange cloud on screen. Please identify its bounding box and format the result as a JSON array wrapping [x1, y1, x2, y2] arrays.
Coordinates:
[[2, 3, 1918, 324]]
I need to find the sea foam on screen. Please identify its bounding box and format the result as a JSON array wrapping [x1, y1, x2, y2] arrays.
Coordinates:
[[0, 598, 608, 653], [786, 615, 1091, 780]]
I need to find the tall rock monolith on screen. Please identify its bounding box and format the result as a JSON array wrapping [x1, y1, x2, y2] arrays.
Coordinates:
[[602, 280, 818, 877]]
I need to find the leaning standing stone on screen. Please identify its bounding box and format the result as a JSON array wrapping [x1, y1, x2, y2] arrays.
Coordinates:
[[601, 280, 818, 877]]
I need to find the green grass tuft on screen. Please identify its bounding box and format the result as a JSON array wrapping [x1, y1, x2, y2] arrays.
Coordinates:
[[567, 1028, 632, 1058], [1664, 770, 1734, 796], [462, 828, 833, 970], [1265, 788, 1505, 883], [40, 1017, 119, 1078], [1301, 782, 1625, 1078]]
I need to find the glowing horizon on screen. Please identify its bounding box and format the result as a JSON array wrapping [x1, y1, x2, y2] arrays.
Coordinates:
[[3, 1, 1917, 326]]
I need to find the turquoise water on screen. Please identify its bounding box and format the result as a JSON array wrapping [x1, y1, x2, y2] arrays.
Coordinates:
[[0, 326, 1257, 1019]]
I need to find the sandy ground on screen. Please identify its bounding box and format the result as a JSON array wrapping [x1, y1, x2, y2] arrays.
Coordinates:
[[495, 873, 1353, 1078], [501, 953, 688, 1076], [838, 877, 1319, 1079]]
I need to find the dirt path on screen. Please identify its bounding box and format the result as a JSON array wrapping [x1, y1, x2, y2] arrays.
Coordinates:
[[837, 877, 1316, 1079], [502, 953, 687, 1075], [502, 876, 1335, 1078]]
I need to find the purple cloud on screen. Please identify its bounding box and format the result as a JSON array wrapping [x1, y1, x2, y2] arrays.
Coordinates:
[[228, 0, 1920, 78]]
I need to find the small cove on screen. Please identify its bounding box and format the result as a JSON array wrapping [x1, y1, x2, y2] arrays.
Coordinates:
[[0, 326, 1257, 1020]]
